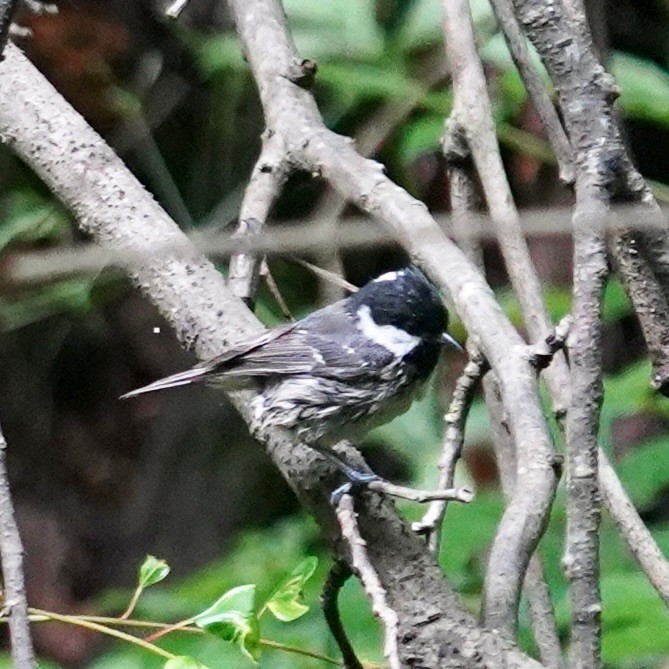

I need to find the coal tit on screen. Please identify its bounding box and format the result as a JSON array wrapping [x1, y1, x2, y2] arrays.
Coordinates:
[[122, 266, 460, 491]]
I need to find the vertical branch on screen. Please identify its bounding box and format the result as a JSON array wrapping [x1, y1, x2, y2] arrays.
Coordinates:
[[228, 131, 290, 304], [441, 0, 560, 638], [442, 90, 563, 665], [0, 425, 36, 668], [565, 207, 606, 669], [320, 561, 363, 669]]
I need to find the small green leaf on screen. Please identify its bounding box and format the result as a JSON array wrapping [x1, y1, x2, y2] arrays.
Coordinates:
[[138, 555, 171, 589], [612, 52, 669, 127], [164, 658, 209, 669], [265, 556, 318, 622], [195, 584, 260, 663]]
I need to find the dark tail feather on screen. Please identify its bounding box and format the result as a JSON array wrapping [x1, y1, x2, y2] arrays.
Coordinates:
[[120, 367, 208, 399]]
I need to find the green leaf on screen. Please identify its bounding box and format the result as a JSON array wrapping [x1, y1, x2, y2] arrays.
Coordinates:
[[264, 556, 318, 622], [164, 658, 210, 669], [195, 584, 260, 663], [138, 555, 171, 589], [612, 52, 669, 127]]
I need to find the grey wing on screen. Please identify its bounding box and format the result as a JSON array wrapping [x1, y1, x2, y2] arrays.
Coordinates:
[[219, 303, 392, 380]]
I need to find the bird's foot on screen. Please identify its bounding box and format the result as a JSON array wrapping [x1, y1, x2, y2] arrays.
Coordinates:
[[330, 471, 381, 506]]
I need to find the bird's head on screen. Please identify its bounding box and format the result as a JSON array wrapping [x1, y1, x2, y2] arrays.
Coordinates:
[[348, 266, 461, 350]]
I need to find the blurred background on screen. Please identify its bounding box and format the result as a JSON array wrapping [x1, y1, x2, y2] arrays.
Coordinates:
[[0, 0, 668, 666]]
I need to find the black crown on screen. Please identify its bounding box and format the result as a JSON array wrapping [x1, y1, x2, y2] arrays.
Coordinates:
[[348, 267, 447, 339]]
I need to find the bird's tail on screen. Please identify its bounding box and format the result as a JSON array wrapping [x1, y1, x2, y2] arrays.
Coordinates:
[[120, 367, 208, 399]]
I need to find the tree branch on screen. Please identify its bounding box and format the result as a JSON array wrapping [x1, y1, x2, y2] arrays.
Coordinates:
[[228, 131, 290, 304], [441, 0, 560, 637], [412, 347, 487, 552], [487, 0, 574, 184], [336, 495, 401, 669], [0, 424, 36, 668], [442, 101, 564, 667], [320, 561, 363, 669]]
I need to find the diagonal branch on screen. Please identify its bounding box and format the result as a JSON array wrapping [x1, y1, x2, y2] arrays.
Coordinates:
[[441, 65, 564, 662], [487, 0, 574, 184]]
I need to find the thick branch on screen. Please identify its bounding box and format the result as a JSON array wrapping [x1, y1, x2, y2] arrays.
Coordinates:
[[0, 425, 36, 668]]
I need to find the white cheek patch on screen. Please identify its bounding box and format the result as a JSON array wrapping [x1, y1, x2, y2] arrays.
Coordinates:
[[373, 270, 405, 283], [357, 305, 420, 356]]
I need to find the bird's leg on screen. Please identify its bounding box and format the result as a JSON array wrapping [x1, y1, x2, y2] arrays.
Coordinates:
[[307, 444, 381, 504]]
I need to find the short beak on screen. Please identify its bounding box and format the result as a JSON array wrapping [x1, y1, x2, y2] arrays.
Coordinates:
[[441, 332, 463, 351]]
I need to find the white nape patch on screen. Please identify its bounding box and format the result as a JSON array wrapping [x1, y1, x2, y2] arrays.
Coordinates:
[[373, 270, 405, 283], [356, 305, 420, 356]]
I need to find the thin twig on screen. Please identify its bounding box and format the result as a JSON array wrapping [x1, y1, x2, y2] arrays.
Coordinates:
[[320, 561, 363, 669], [5, 205, 669, 287], [412, 348, 487, 552], [335, 495, 401, 669], [488, 0, 574, 183], [367, 480, 474, 504], [260, 260, 294, 320], [288, 256, 359, 294], [21, 610, 344, 666], [228, 131, 290, 304], [0, 424, 36, 668]]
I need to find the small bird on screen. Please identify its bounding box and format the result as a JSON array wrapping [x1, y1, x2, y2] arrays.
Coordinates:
[[122, 266, 461, 495]]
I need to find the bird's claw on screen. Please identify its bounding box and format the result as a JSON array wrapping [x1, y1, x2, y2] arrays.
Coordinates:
[[330, 472, 381, 506]]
